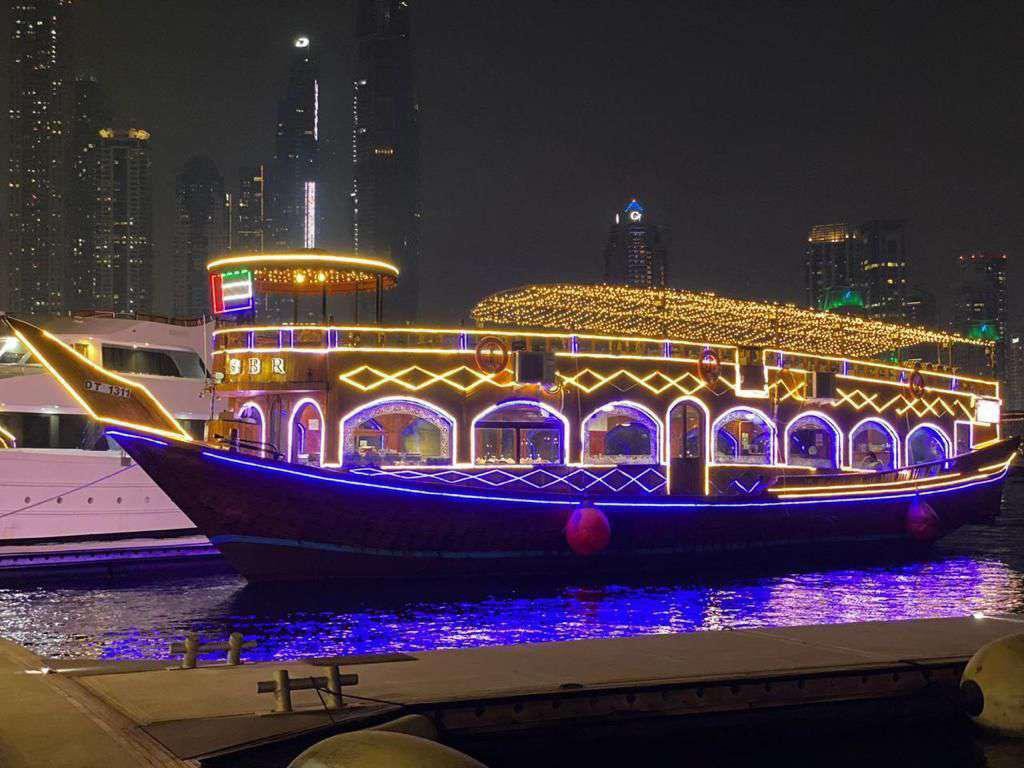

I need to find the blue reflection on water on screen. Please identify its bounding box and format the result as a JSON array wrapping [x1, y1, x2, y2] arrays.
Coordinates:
[[2, 480, 1023, 662]]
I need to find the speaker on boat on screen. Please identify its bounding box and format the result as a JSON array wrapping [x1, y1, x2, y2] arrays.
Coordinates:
[[515, 351, 556, 385], [814, 371, 837, 399]]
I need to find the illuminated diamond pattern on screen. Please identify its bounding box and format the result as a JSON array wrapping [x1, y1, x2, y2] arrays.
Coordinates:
[[338, 364, 514, 393], [349, 465, 667, 495], [556, 368, 712, 396], [835, 387, 972, 419]]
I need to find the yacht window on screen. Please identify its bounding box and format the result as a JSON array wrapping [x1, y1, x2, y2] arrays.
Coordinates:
[[102, 346, 205, 378]]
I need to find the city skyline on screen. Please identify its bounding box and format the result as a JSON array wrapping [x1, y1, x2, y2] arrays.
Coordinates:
[[1, 0, 1022, 328]]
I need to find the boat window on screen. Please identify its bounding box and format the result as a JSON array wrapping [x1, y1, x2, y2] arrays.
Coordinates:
[[907, 425, 950, 465], [0, 337, 34, 366], [714, 409, 774, 465], [0, 413, 100, 449], [342, 399, 454, 466], [785, 414, 839, 469], [101, 345, 206, 379], [474, 401, 563, 465], [582, 404, 659, 464], [850, 420, 897, 470]]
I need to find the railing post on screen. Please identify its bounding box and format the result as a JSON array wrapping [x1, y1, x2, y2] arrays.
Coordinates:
[[227, 632, 244, 666], [275, 669, 293, 713], [182, 631, 199, 669], [326, 664, 344, 710]]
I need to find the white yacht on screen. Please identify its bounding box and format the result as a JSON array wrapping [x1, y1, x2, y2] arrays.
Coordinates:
[[0, 313, 223, 573]]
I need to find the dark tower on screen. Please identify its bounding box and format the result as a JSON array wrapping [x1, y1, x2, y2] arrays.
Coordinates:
[[269, 36, 320, 251], [353, 0, 420, 321], [95, 128, 154, 313], [64, 76, 112, 311], [6, 0, 70, 314], [173, 156, 228, 317], [603, 199, 669, 288]]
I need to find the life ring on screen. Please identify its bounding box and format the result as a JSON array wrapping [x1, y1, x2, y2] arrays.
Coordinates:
[[909, 367, 926, 398], [698, 348, 721, 384], [474, 336, 509, 375]]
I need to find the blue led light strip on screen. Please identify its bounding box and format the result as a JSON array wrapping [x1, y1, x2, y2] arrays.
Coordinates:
[[200, 450, 1008, 509], [105, 429, 168, 447]]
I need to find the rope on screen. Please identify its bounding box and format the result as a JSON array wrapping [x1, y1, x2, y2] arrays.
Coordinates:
[[0, 461, 140, 520]]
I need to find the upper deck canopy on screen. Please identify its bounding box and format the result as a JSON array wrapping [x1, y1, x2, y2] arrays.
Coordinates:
[[206, 250, 399, 295], [472, 284, 992, 360]]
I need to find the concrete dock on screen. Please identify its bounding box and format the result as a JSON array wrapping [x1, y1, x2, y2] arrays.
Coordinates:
[[1, 614, 1023, 766]]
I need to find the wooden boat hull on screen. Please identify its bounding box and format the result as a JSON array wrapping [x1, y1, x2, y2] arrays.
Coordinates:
[[110, 431, 1018, 581]]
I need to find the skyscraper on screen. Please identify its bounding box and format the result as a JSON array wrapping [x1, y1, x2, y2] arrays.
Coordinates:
[[804, 222, 861, 312], [858, 219, 908, 322], [352, 0, 420, 320], [805, 219, 914, 322], [953, 251, 1008, 374], [6, 0, 70, 314], [172, 156, 228, 317], [1006, 334, 1024, 412], [603, 199, 669, 288], [64, 76, 112, 311], [269, 36, 319, 251], [235, 164, 266, 254], [94, 127, 153, 313]]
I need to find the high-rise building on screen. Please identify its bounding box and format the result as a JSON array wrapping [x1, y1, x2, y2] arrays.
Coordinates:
[[352, 0, 420, 320], [953, 251, 1008, 374], [6, 0, 70, 314], [64, 76, 112, 311], [172, 156, 228, 317], [235, 164, 266, 253], [901, 286, 937, 328], [603, 199, 669, 288], [269, 36, 319, 251], [1006, 334, 1024, 412], [804, 223, 861, 312], [805, 219, 913, 322], [94, 127, 153, 313], [858, 219, 908, 322]]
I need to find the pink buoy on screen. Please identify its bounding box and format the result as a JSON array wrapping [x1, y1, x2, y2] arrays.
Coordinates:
[[906, 497, 941, 542], [566, 505, 611, 556]]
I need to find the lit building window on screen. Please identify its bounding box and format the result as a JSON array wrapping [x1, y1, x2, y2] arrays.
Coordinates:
[[582, 402, 660, 465], [785, 413, 840, 469], [850, 419, 898, 470], [473, 400, 566, 466], [341, 397, 454, 466], [714, 408, 775, 465]]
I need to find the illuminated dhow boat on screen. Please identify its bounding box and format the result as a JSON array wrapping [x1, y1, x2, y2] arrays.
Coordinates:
[[4, 251, 1018, 581]]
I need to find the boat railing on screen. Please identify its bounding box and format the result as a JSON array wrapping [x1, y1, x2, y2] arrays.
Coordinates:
[[773, 457, 956, 489], [210, 432, 283, 461], [71, 310, 212, 327]]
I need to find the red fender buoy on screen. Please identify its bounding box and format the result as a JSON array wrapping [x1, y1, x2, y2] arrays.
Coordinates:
[[566, 505, 611, 556], [906, 497, 941, 542]]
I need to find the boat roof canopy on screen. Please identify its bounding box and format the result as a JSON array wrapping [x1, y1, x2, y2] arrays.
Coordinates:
[[206, 249, 399, 295], [472, 283, 992, 360]]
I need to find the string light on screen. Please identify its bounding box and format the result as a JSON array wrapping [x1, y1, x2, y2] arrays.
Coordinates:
[[471, 284, 993, 360]]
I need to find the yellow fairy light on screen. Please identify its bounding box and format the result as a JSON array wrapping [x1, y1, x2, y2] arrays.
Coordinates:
[[471, 284, 993, 361]]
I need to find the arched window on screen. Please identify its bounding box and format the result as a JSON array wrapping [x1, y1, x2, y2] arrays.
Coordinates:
[[340, 397, 455, 466], [288, 398, 325, 466], [785, 413, 841, 469], [582, 402, 661, 465], [236, 401, 266, 447], [713, 407, 776, 465], [849, 418, 898, 471], [906, 424, 951, 466], [472, 400, 567, 465]]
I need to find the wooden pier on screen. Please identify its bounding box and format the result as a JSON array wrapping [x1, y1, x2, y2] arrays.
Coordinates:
[[1, 614, 1022, 766]]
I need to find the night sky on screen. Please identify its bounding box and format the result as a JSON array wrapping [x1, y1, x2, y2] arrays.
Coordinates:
[[1, 0, 1021, 327]]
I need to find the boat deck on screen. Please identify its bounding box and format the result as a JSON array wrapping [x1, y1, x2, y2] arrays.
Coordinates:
[[1, 614, 1021, 765]]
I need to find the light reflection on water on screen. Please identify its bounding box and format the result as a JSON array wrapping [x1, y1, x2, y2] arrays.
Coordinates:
[[2, 480, 1023, 662]]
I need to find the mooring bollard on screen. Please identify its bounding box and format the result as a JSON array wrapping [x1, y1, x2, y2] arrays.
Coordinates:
[[169, 631, 257, 669], [257, 665, 359, 713]]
